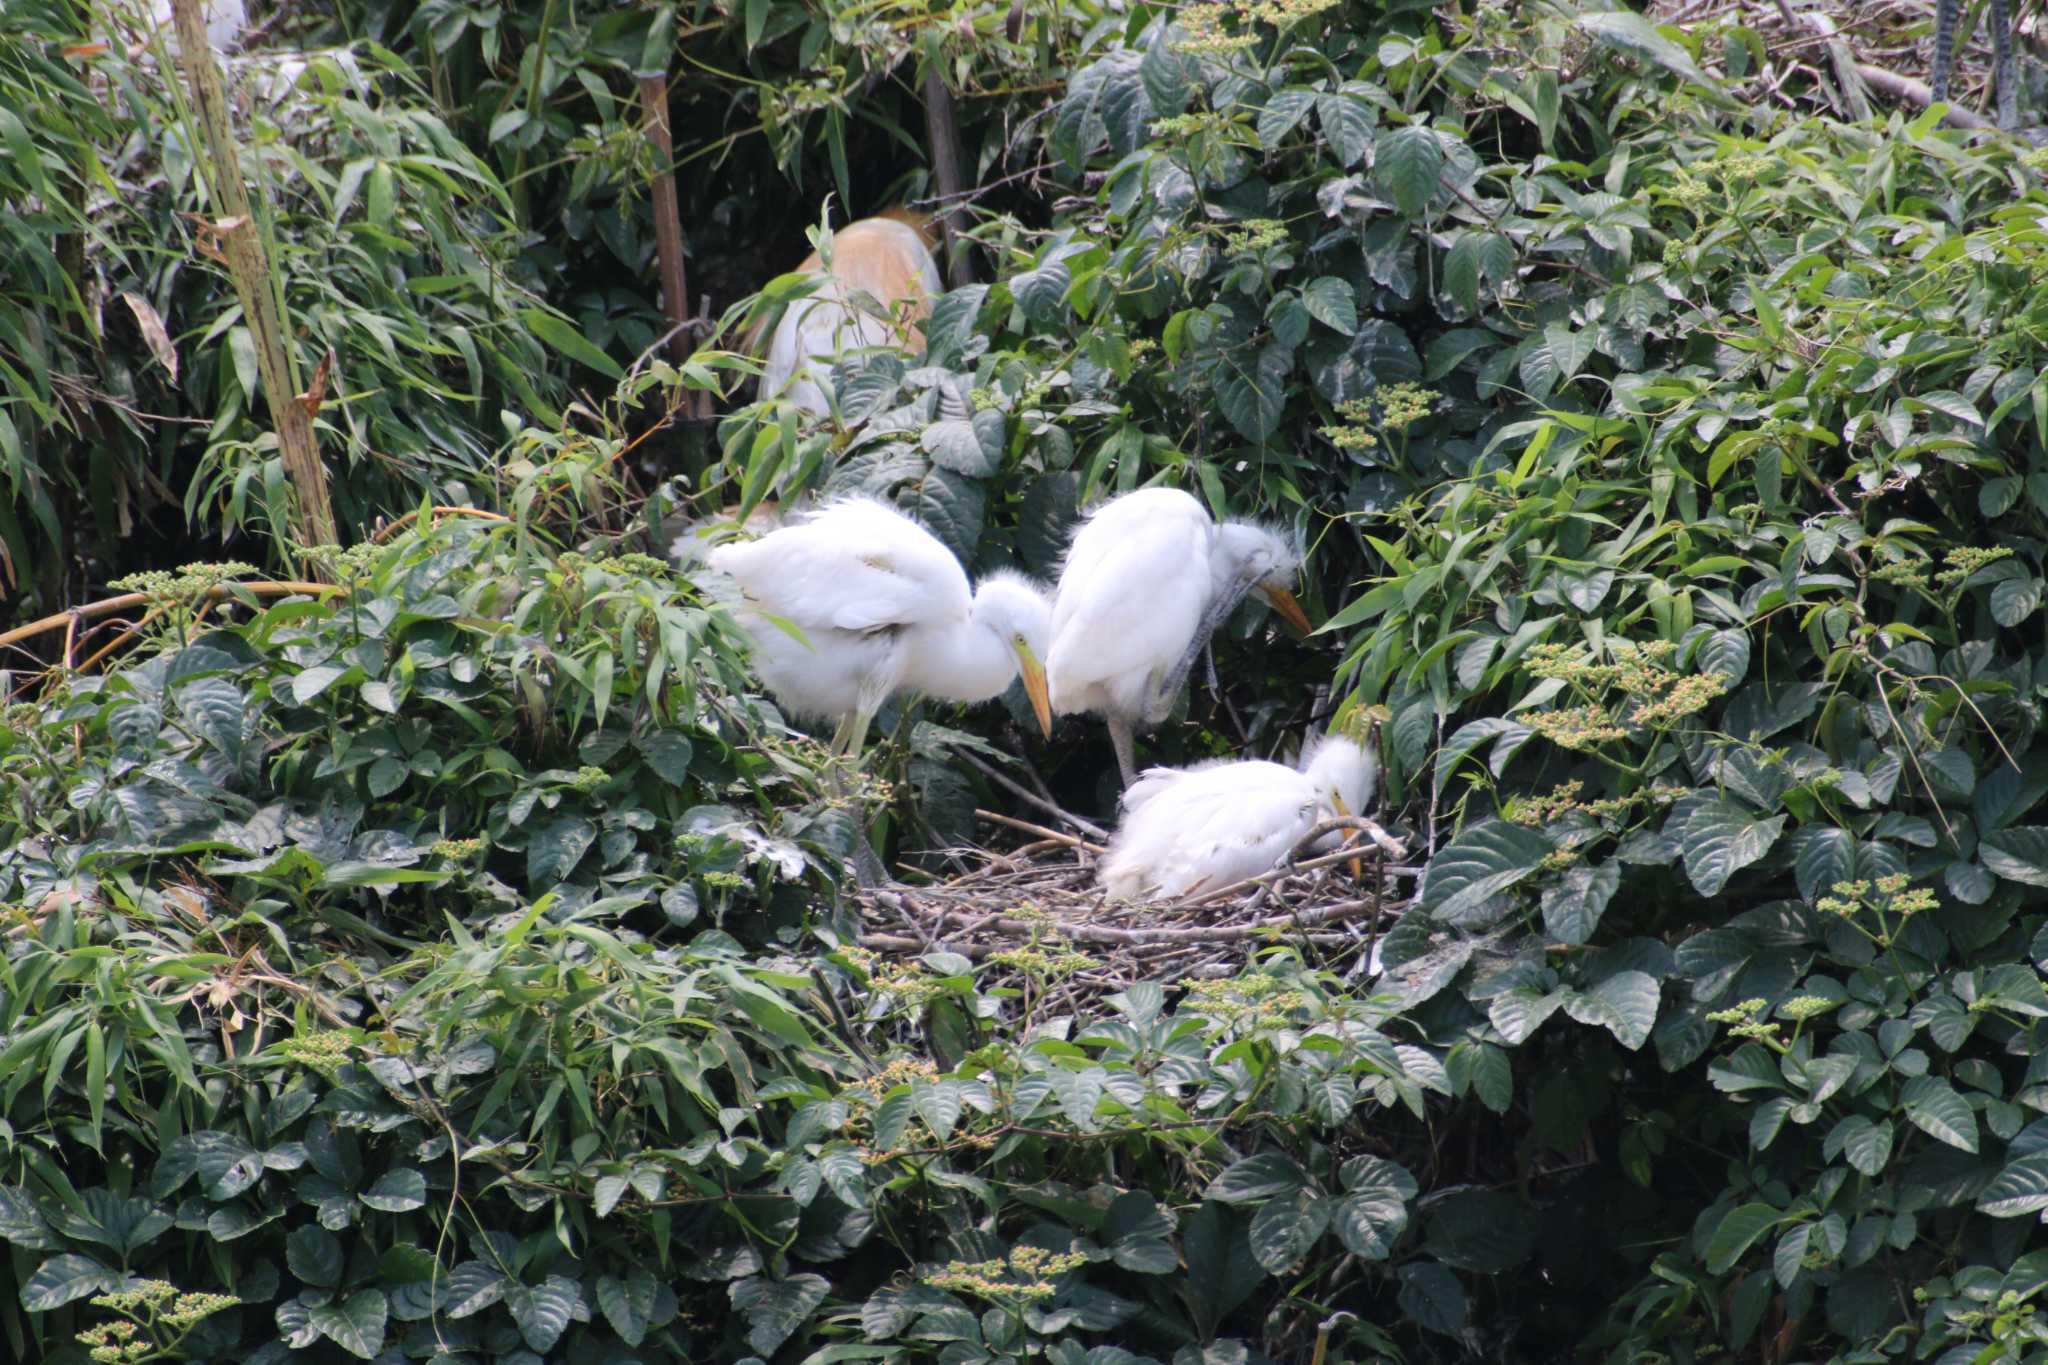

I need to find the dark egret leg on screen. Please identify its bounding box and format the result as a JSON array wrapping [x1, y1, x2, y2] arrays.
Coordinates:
[[1108, 713, 1139, 790]]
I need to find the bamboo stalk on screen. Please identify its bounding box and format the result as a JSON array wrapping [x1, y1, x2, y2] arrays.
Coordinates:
[[921, 67, 976, 288], [168, 0, 338, 554], [637, 69, 710, 421], [0, 582, 338, 655]]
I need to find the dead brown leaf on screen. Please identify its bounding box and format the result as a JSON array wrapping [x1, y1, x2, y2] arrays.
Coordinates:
[[119, 291, 179, 382]]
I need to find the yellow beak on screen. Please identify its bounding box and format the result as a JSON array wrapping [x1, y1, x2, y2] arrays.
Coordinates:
[[1014, 643, 1053, 738], [1258, 582, 1314, 635], [1332, 792, 1363, 881]]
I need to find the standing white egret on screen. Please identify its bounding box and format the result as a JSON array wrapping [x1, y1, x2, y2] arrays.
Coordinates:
[[705, 497, 1054, 759], [758, 210, 943, 417], [1046, 488, 1312, 787], [1098, 734, 1379, 902]]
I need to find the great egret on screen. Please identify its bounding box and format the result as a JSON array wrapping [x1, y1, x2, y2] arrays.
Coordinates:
[[758, 211, 943, 416], [705, 496, 1054, 759], [1047, 487, 1312, 787], [1099, 734, 1379, 902]]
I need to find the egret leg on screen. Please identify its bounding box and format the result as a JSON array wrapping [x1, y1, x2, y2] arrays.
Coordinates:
[[1109, 714, 1139, 790]]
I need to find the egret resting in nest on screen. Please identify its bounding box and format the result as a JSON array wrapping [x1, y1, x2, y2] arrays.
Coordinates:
[[1047, 487, 1312, 787], [706, 496, 1054, 759], [1098, 734, 1379, 902]]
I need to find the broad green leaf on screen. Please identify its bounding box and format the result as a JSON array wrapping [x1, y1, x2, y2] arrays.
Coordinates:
[[309, 1290, 388, 1359], [1576, 11, 1733, 103], [1420, 820, 1551, 922], [922, 419, 1000, 477], [1317, 92, 1375, 167], [731, 1274, 830, 1357], [1705, 1202, 1783, 1273], [1682, 800, 1786, 897], [1256, 87, 1316, 150], [1540, 862, 1620, 945], [1301, 276, 1359, 334], [1206, 1152, 1309, 1204], [518, 309, 623, 379], [506, 1276, 582, 1352], [1981, 827, 2048, 887], [1249, 1190, 1329, 1273], [1376, 125, 1444, 217], [1900, 1075, 1978, 1152], [597, 1271, 660, 1347], [1397, 1261, 1467, 1336], [1562, 971, 1660, 1050], [527, 814, 596, 884], [20, 1253, 122, 1311], [288, 1225, 345, 1289], [1979, 1153, 2048, 1217]]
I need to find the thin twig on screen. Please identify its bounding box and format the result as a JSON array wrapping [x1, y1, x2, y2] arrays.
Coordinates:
[[957, 752, 1109, 840]]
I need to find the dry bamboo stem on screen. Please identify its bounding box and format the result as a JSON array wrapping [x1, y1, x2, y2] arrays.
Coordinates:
[[0, 582, 338, 655], [168, 0, 337, 553], [637, 70, 710, 421]]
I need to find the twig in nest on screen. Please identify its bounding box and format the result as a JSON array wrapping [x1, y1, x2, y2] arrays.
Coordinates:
[[956, 750, 1109, 840], [975, 808, 1107, 854]]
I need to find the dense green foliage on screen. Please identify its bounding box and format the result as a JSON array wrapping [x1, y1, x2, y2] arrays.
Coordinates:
[[11, 0, 2048, 1361]]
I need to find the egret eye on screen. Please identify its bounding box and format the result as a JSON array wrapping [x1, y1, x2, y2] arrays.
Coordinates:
[[1013, 632, 1027, 647]]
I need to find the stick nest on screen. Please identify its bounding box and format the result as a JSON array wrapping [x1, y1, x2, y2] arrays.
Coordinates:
[[855, 810, 1419, 995]]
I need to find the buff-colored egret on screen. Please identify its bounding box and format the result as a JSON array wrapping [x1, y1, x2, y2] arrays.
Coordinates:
[[758, 210, 942, 416], [705, 496, 1053, 759], [1047, 487, 1311, 787], [1099, 735, 1378, 902]]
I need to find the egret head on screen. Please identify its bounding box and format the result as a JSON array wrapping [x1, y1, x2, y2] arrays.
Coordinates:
[[1301, 735, 1378, 819], [972, 571, 1055, 737], [1212, 520, 1312, 634]]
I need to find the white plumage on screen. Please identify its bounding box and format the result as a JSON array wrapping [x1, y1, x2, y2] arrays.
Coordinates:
[[1099, 735, 1379, 902], [759, 216, 942, 416], [705, 496, 1052, 754], [1047, 487, 1311, 787]]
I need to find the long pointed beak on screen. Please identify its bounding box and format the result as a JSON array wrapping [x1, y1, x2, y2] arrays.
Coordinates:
[[1332, 793, 1363, 881], [1258, 583, 1314, 635], [1014, 644, 1053, 738]]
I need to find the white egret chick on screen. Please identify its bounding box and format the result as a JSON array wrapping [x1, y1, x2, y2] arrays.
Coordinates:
[[1047, 488, 1311, 787], [1098, 735, 1379, 902], [705, 497, 1053, 757]]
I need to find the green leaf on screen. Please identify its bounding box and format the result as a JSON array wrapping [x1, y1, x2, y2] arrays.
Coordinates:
[[1981, 827, 2048, 887], [288, 1225, 345, 1289], [636, 732, 694, 785], [1215, 341, 1290, 442], [518, 309, 623, 380], [177, 678, 245, 765], [1575, 10, 1732, 103], [1206, 1152, 1308, 1204], [20, 1253, 122, 1311], [1256, 87, 1316, 149], [597, 1271, 660, 1347], [1979, 1153, 2048, 1217], [908, 467, 985, 563], [1992, 577, 2042, 627], [1052, 52, 1150, 171], [1490, 988, 1567, 1045], [1824, 1116, 1894, 1176], [1332, 1157, 1414, 1259], [1301, 276, 1359, 334], [506, 1275, 582, 1352], [1317, 92, 1376, 167], [1249, 1190, 1329, 1273], [1011, 261, 1072, 327], [1420, 820, 1552, 922], [309, 1290, 388, 1359], [1562, 971, 1660, 1050], [922, 418, 1001, 477], [1397, 1261, 1467, 1336], [1375, 125, 1444, 217], [1705, 1203, 1784, 1273], [361, 1169, 426, 1213], [731, 1274, 830, 1357], [158, 1130, 266, 1200], [1900, 1075, 1979, 1152], [1681, 800, 1787, 898], [1540, 862, 1620, 945], [923, 285, 990, 366], [528, 815, 596, 884]]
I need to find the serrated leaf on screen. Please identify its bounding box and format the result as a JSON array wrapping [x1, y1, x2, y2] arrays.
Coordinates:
[[1682, 800, 1786, 898], [527, 814, 595, 885], [1565, 971, 1661, 1050], [506, 1275, 582, 1353], [1215, 341, 1290, 442], [1421, 820, 1552, 922], [922, 419, 1000, 477], [1540, 861, 1620, 945], [731, 1274, 830, 1357], [1301, 276, 1358, 334], [597, 1271, 659, 1346], [20, 1253, 122, 1311], [1256, 86, 1316, 149], [1317, 92, 1375, 167], [309, 1290, 387, 1359], [1376, 125, 1444, 217], [1979, 1153, 2048, 1217], [1249, 1191, 1329, 1273], [1901, 1075, 1978, 1152], [360, 1169, 426, 1212], [1206, 1152, 1308, 1204], [1981, 827, 2048, 887]]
